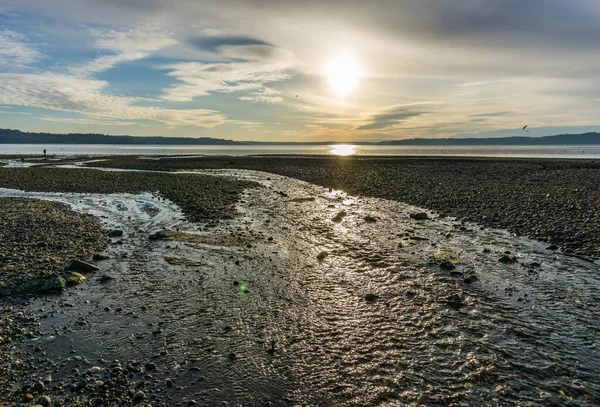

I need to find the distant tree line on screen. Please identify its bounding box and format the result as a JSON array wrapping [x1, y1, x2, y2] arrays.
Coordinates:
[[0, 128, 241, 145], [1, 128, 599, 145]]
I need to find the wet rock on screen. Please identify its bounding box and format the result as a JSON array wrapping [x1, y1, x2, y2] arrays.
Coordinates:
[[316, 251, 329, 261], [68, 260, 100, 273], [439, 262, 456, 271], [434, 249, 460, 265], [463, 274, 479, 284], [149, 230, 177, 241], [134, 391, 145, 400], [145, 362, 157, 371], [445, 294, 465, 309], [36, 396, 52, 407], [364, 293, 379, 302], [331, 210, 347, 223], [497, 254, 518, 264], [32, 381, 46, 393], [410, 212, 428, 220], [546, 244, 559, 250], [98, 275, 114, 283], [107, 229, 123, 238], [66, 272, 86, 286], [13, 275, 67, 295], [92, 253, 110, 261]]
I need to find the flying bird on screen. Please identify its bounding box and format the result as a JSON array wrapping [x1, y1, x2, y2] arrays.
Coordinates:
[[522, 125, 528, 130]]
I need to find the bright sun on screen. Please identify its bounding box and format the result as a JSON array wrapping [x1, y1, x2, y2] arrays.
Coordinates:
[[326, 54, 361, 96]]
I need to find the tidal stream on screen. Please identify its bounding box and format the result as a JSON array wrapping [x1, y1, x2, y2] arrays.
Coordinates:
[[2, 168, 599, 406]]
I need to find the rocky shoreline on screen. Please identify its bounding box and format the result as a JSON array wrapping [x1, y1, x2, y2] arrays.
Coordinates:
[[87, 155, 600, 258], [0, 167, 257, 406]]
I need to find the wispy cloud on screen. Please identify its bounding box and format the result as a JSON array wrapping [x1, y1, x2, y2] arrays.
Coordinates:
[[358, 103, 436, 131], [162, 43, 294, 102], [0, 73, 226, 127], [70, 25, 176, 77], [238, 87, 283, 103], [39, 117, 138, 126], [0, 29, 42, 68]]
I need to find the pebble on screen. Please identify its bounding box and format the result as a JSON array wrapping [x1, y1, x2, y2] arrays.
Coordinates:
[[36, 395, 52, 407]]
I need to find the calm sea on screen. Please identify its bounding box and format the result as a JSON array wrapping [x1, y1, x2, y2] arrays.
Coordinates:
[[1, 144, 600, 158]]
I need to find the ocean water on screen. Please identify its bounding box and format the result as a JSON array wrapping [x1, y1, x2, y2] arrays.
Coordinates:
[[1, 143, 600, 158]]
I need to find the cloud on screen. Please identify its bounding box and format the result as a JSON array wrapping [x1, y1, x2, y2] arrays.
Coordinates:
[[358, 103, 435, 131], [0, 73, 226, 127], [188, 34, 272, 52], [0, 29, 42, 68], [469, 111, 513, 117], [162, 44, 294, 102], [238, 87, 283, 103], [70, 25, 176, 76], [39, 117, 138, 126]]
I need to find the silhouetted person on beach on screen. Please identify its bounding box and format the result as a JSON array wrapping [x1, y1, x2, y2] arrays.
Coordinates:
[[43, 149, 46, 158]]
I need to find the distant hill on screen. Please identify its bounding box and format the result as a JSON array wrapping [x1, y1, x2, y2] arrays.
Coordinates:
[[378, 133, 600, 145], [1, 128, 599, 146], [0, 128, 241, 145]]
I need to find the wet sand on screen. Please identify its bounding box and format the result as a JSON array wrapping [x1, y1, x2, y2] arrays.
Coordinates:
[[0, 161, 599, 406]]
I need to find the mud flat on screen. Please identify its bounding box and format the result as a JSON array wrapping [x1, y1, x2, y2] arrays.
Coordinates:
[[0, 162, 598, 406], [87, 155, 600, 259]]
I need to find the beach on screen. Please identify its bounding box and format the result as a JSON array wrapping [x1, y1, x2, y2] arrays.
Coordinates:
[[0, 156, 598, 406], [91, 155, 600, 258]]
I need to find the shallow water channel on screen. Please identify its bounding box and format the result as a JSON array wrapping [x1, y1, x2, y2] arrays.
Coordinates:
[[2, 168, 599, 406]]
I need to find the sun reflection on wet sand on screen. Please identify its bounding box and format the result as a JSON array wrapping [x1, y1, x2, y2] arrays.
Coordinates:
[[330, 144, 356, 156]]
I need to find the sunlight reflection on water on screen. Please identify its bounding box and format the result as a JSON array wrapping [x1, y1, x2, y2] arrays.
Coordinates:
[[330, 144, 356, 156]]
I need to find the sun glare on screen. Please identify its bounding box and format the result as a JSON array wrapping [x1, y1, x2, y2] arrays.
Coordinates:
[[330, 144, 356, 156], [326, 54, 361, 96]]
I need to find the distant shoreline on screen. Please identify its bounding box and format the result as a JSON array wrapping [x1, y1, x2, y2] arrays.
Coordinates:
[[2, 128, 600, 146]]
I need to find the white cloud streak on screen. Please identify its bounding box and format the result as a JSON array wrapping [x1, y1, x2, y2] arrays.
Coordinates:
[[0, 29, 42, 68], [0, 73, 226, 127], [163, 45, 294, 102]]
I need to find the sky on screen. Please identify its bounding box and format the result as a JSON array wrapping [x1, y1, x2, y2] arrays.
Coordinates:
[[1, 0, 600, 142]]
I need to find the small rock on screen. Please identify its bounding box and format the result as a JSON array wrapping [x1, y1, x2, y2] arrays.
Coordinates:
[[32, 381, 46, 393], [149, 231, 176, 241], [364, 215, 377, 223], [331, 211, 347, 223], [134, 391, 145, 400], [546, 244, 559, 251], [92, 254, 110, 261], [364, 293, 379, 302], [498, 254, 518, 264], [440, 262, 456, 271], [67, 272, 86, 286], [145, 362, 157, 371], [316, 251, 328, 261], [36, 395, 52, 407], [68, 260, 100, 273], [463, 275, 479, 284], [107, 229, 123, 238], [410, 212, 428, 220], [88, 366, 102, 374]]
